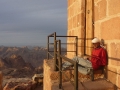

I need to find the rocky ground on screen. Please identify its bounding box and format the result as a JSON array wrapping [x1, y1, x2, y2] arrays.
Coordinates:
[[0, 55, 43, 90], [3, 76, 43, 90], [0, 46, 68, 90], [3, 78, 37, 90]]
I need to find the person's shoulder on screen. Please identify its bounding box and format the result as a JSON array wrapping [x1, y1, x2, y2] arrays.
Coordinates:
[[100, 46, 107, 53], [100, 45, 106, 50]]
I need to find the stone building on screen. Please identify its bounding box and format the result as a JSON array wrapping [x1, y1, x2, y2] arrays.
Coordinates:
[[67, 0, 120, 89]]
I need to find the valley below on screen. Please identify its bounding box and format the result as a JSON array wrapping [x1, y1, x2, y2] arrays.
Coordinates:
[[0, 46, 66, 90]]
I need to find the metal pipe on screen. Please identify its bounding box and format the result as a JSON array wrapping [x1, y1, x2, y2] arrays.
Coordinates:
[[48, 32, 56, 37], [47, 36, 49, 59], [74, 61, 78, 90], [76, 37, 78, 56], [49, 36, 77, 37], [54, 32, 57, 71], [58, 40, 62, 89]]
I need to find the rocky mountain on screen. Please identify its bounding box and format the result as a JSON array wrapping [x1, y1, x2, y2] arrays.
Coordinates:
[[0, 55, 33, 69], [0, 46, 66, 67], [0, 46, 66, 89], [0, 46, 47, 67], [0, 55, 35, 78], [0, 46, 66, 77]]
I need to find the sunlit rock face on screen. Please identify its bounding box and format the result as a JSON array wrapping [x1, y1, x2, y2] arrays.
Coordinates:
[[0, 71, 2, 90]]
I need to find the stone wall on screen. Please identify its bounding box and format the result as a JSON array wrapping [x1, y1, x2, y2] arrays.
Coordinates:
[[67, 0, 120, 89], [94, 0, 120, 88], [43, 60, 58, 90], [43, 59, 73, 90], [67, 0, 86, 58]]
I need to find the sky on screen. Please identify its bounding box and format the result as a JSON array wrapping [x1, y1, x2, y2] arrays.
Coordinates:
[[0, 0, 67, 47]]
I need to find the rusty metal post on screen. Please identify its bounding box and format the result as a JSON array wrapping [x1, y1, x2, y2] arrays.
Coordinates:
[[58, 40, 62, 89], [76, 36, 78, 56], [56, 40, 59, 71], [54, 32, 57, 71], [47, 36, 49, 60], [74, 61, 78, 90]]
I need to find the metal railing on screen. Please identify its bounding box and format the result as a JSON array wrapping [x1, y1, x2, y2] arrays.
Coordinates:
[[47, 32, 78, 70], [55, 40, 78, 90], [47, 32, 78, 90]]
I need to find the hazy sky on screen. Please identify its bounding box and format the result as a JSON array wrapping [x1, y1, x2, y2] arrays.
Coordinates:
[[0, 0, 67, 47]]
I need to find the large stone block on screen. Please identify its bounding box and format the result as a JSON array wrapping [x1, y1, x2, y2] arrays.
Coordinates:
[[94, 0, 107, 21], [108, 0, 120, 15], [118, 75, 120, 88], [110, 42, 120, 59], [107, 66, 117, 85], [118, 69, 120, 74], [94, 22, 101, 37], [68, 7, 72, 18], [94, 0, 99, 2], [71, 6, 74, 17], [68, 0, 74, 7], [108, 66, 117, 74], [77, 13, 85, 27], [77, 0, 85, 13], [73, 16, 77, 28], [101, 17, 120, 39], [73, 3, 77, 15], [110, 60, 120, 66]]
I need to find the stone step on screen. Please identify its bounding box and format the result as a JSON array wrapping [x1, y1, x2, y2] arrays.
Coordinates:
[[52, 78, 115, 90]]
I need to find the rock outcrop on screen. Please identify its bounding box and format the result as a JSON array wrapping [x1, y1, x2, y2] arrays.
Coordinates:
[[0, 46, 47, 67], [0, 71, 3, 90], [0, 55, 34, 70], [3, 80, 37, 90]]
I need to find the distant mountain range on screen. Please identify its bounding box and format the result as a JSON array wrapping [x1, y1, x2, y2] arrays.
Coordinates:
[[0, 46, 66, 77], [0, 46, 47, 67], [0, 46, 66, 67], [0, 46, 48, 78]]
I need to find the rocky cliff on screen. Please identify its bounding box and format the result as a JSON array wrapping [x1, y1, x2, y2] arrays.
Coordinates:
[[0, 46, 47, 67]]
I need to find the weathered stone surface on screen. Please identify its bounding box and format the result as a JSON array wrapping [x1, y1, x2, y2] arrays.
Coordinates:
[[101, 17, 120, 39], [108, 66, 117, 74], [77, 13, 85, 27], [110, 60, 120, 66], [94, 22, 101, 37], [108, 0, 120, 15], [68, 0, 74, 7], [107, 67, 117, 85], [44, 60, 55, 90], [3, 80, 37, 90], [0, 71, 3, 90], [14, 81, 36, 90], [52, 79, 115, 90], [94, 0, 99, 2], [110, 42, 120, 60], [118, 69, 120, 74], [118, 75, 120, 88], [94, 0, 107, 21]]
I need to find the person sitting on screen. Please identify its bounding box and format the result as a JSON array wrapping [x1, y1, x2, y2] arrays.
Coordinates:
[[62, 37, 107, 75]]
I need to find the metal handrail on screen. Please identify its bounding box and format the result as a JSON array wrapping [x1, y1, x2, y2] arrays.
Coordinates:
[[47, 32, 78, 90], [47, 32, 78, 61], [55, 40, 78, 90]]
